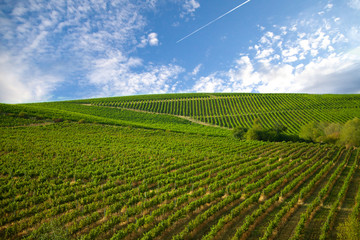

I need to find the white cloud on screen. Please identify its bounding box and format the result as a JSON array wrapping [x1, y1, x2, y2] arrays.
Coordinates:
[[256, 48, 274, 59], [192, 75, 225, 93], [191, 9, 360, 94], [0, 54, 62, 103], [299, 39, 311, 52], [325, 4, 333, 10], [192, 64, 202, 75], [348, 0, 360, 10], [283, 55, 298, 63], [146, 0, 158, 9], [282, 47, 299, 57], [191, 50, 360, 94], [0, 0, 173, 102], [148, 32, 159, 46], [180, 0, 200, 18], [88, 51, 184, 97], [138, 32, 160, 48]]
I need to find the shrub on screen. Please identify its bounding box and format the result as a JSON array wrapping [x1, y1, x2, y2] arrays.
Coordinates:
[[299, 121, 323, 142], [299, 118, 359, 147], [340, 117, 360, 148], [245, 128, 261, 140], [299, 121, 342, 144], [233, 127, 248, 139], [234, 121, 288, 142]]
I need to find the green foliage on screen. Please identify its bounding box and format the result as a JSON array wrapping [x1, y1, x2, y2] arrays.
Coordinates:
[[299, 118, 359, 146], [340, 117, 360, 147], [235, 119, 289, 142], [233, 126, 248, 139], [78, 119, 86, 124], [73, 93, 360, 134], [322, 122, 342, 144], [0, 119, 358, 239], [29, 220, 70, 240], [337, 216, 360, 240], [244, 118, 263, 141], [1, 93, 360, 239], [245, 127, 261, 140], [18, 111, 27, 118], [299, 121, 324, 142]]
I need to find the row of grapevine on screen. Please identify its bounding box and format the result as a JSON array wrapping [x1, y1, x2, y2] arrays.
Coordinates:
[[1, 119, 360, 239], [89, 94, 360, 133]]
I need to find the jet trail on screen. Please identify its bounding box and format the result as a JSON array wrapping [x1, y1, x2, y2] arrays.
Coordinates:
[[176, 0, 252, 43]]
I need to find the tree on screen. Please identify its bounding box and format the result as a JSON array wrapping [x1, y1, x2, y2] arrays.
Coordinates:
[[245, 128, 261, 141], [299, 121, 323, 142], [233, 126, 248, 139], [244, 118, 263, 141], [322, 122, 342, 144], [299, 121, 340, 143], [340, 117, 360, 148], [273, 122, 287, 135], [234, 120, 289, 142], [299, 118, 359, 147]]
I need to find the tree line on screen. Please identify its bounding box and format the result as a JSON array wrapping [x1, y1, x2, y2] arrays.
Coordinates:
[[233, 117, 360, 147], [299, 117, 360, 147]]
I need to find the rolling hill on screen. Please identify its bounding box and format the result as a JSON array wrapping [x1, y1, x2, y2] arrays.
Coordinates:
[[1, 93, 359, 240]]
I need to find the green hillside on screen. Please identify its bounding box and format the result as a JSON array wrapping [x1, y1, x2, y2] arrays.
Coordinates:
[[80, 93, 360, 134], [1, 93, 360, 240]]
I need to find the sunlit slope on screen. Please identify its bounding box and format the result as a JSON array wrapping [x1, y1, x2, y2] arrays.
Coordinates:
[[0, 101, 230, 137], [1, 123, 359, 239], [1, 93, 360, 240], [77, 93, 360, 134]]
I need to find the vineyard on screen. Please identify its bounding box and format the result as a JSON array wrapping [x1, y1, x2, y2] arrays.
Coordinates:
[[1, 93, 360, 240], [82, 93, 360, 134]]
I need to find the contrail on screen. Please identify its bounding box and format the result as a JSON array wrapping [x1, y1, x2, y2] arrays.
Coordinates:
[[176, 0, 252, 43]]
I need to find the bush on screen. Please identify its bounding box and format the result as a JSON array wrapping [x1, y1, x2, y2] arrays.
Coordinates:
[[299, 121, 323, 142], [340, 117, 360, 148], [245, 128, 261, 140], [234, 120, 288, 142], [233, 127, 248, 139], [299, 118, 359, 147]]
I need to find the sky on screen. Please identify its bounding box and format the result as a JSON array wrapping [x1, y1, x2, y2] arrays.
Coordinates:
[[0, 0, 360, 103]]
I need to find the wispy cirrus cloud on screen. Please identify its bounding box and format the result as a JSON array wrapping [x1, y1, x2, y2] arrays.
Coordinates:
[[348, 0, 360, 10], [192, 2, 360, 94], [0, 53, 62, 103], [0, 0, 184, 102], [190, 64, 201, 76]]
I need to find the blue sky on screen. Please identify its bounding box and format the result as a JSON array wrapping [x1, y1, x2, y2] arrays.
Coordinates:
[[1, 0, 360, 103]]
